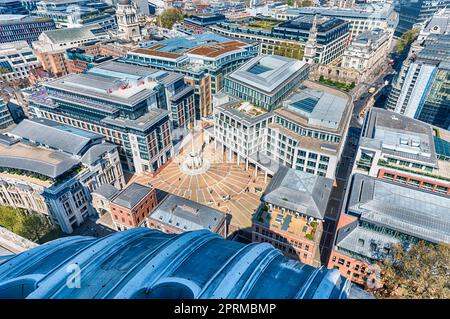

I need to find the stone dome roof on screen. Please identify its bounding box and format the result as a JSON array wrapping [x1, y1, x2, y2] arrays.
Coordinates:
[[0, 228, 373, 299]]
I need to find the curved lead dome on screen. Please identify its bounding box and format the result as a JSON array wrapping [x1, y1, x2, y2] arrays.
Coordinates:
[[0, 228, 372, 299]]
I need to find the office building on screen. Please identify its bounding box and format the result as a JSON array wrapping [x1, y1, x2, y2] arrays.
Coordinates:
[[340, 28, 392, 82], [0, 118, 125, 233], [0, 14, 56, 45], [388, 34, 450, 130], [122, 33, 257, 118], [0, 98, 14, 130], [253, 166, 333, 266], [178, 13, 226, 34], [32, 24, 110, 77], [0, 228, 372, 299], [63, 47, 113, 74], [0, 41, 40, 83], [395, 0, 450, 37], [210, 16, 350, 65], [32, 0, 116, 29], [352, 108, 450, 195], [28, 60, 195, 174], [0, 0, 27, 14], [272, 3, 398, 38], [385, 9, 450, 112], [214, 80, 353, 181], [223, 55, 309, 111], [328, 174, 450, 285]]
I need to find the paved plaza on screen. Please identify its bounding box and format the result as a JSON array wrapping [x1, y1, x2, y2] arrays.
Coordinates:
[[131, 128, 270, 232]]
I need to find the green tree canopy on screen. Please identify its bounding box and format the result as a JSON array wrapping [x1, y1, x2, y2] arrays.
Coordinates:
[[374, 241, 450, 299], [157, 8, 184, 29], [273, 43, 304, 60], [395, 28, 420, 54], [0, 206, 58, 243]]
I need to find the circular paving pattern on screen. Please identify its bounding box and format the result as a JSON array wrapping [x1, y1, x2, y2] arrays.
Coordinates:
[[132, 134, 270, 231]]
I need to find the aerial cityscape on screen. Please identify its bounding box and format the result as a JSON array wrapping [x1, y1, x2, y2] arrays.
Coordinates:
[[0, 0, 449, 302]]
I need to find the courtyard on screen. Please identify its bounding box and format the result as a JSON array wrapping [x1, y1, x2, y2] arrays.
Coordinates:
[[131, 127, 271, 233]]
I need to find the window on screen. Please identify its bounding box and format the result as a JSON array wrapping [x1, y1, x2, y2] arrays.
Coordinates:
[[346, 261, 351, 268], [338, 258, 344, 265]]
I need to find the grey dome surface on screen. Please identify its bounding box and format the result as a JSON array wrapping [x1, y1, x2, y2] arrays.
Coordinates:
[[0, 228, 372, 299]]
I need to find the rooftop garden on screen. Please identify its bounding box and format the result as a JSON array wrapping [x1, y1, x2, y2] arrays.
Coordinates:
[[318, 76, 355, 92], [232, 102, 267, 117], [0, 164, 85, 186], [245, 19, 280, 31]]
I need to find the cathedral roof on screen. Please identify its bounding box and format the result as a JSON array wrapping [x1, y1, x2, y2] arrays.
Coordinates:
[[0, 228, 373, 299]]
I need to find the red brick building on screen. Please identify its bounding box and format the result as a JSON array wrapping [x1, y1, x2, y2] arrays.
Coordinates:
[[109, 182, 157, 230], [251, 167, 333, 267]]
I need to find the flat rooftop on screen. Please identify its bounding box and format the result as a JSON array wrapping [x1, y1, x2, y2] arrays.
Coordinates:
[[215, 94, 273, 127], [226, 55, 308, 95], [361, 108, 438, 166]]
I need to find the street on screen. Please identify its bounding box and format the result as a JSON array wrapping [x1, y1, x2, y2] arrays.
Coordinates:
[[318, 67, 391, 265]]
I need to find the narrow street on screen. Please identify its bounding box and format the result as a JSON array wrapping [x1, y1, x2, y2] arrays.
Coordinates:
[[318, 67, 391, 265]]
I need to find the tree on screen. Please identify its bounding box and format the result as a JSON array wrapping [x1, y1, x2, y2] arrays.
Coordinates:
[[21, 213, 54, 243], [274, 43, 304, 60], [0, 206, 56, 243], [0, 206, 26, 234], [394, 28, 420, 54], [374, 241, 450, 299], [157, 8, 184, 29]]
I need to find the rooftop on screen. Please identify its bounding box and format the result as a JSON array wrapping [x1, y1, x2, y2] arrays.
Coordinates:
[[361, 108, 438, 166], [9, 118, 103, 156], [283, 85, 348, 130], [44, 60, 176, 106], [0, 14, 53, 25], [112, 182, 153, 210], [141, 33, 238, 54], [261, 166, 333, 220], [227, 55, 308, 95], [149, 191, 225, 232], [92, 183, 120, 200], [40, 24, 107, 44], [283, 3, 394, 19], [0, 228, 371, 299], [346, 174, 450, 244], [0, 139, 79, 180], [351, 28, 389, 47]]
